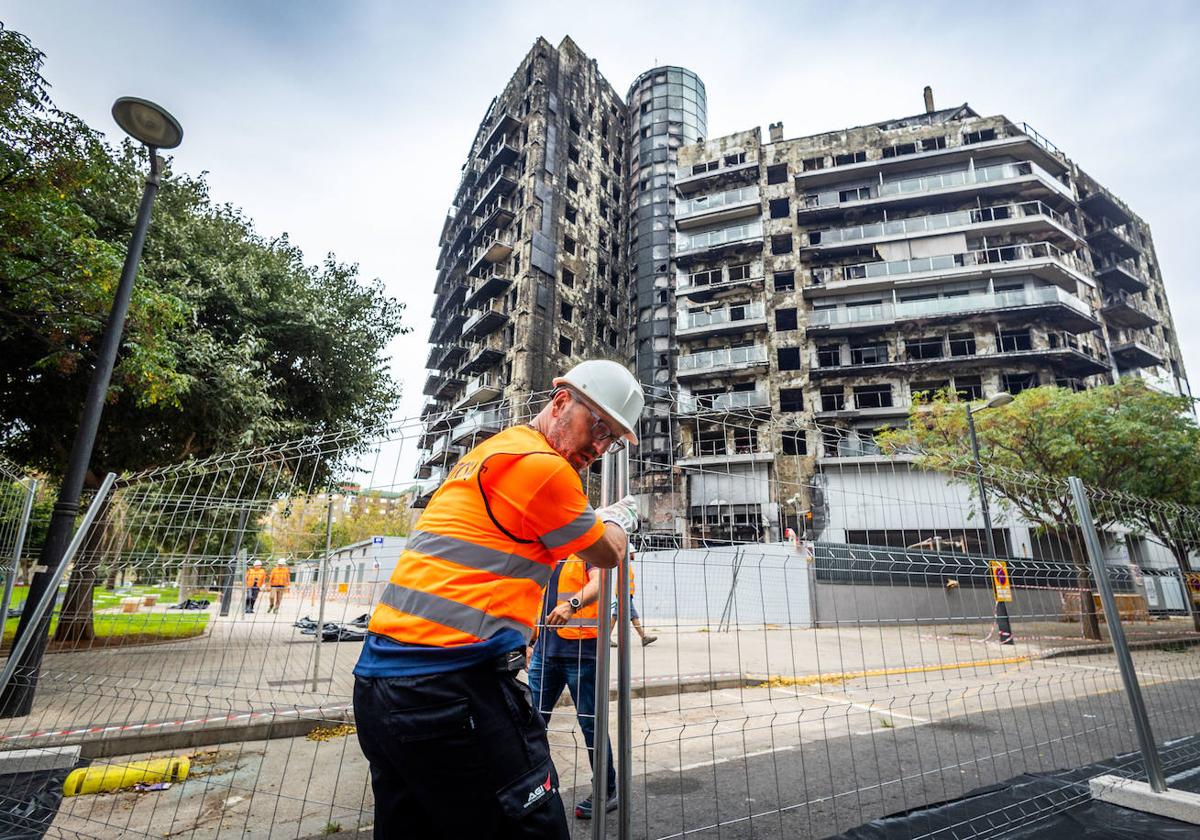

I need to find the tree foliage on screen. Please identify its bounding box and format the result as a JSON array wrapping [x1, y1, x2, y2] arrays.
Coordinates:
[[0, 26, 410, 640], [878, 380, 1200, 637]]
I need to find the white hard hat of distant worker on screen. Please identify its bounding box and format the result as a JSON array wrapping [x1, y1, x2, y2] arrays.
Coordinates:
[[276, 558, 287, 565], [252, 560, 263, 567], [553, 360, 645, 444]]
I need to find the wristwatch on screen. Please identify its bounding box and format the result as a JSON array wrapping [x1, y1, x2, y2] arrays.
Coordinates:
[[568, 596, 582, 611]]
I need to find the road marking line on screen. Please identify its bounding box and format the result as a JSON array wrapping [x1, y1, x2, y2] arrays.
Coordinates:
[[1058, 662, 1175, 680], [771, 688, 930, 723], [673, 743, 798, 772]]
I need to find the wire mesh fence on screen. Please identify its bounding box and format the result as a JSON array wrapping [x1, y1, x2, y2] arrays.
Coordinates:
[[0, 395, 1197, 839]]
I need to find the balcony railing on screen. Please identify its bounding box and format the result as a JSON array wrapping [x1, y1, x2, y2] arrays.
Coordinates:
[[679, 389, 770, 414], [451, 407, 506, 442], [675, 272, 764, 295], [676, 186, 760, 219], [808, 285, 1094, 329], [678, 344, 768, 374], [677, 220, 763, 254], [677, 301, 766, 332], [809, 200, 1075, 247], [801, 160, 1071, 210], [810, 241, 1087, 288]]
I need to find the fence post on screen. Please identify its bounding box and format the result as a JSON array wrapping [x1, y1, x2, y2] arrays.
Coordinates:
[[0, 479, 38, 633], [1068, 476, 1167, 792], [615, 448, 632, 840], [311, 493, 335, 692], [593, 452, 617, 840], [0, 473, 116, 704]]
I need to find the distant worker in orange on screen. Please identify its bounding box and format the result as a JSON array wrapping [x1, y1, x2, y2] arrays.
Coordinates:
[[244, 560, 267, 614], [352, 360, 644, 839], [267, 558, 290, 614]]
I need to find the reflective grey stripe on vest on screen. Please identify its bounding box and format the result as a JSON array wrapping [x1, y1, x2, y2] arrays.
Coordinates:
[[561, 617, 598, 627], [380, 583, 532, 643], [540, 506, 599, 549], [408, 530, 553, 586]]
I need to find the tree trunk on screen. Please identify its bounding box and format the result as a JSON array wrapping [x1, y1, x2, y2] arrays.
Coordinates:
[[1071, 536, 1102, 640], [53, 494, 112, 644]]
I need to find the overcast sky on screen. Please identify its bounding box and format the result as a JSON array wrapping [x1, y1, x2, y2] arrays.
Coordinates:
[[5, 0, 1199, 468]]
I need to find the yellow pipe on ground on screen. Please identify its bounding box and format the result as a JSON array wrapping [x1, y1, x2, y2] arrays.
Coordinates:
[[63, 756, 189, 796]]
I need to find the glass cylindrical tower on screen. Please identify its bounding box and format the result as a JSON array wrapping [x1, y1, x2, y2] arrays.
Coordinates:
[[626, 67, 706, 479]]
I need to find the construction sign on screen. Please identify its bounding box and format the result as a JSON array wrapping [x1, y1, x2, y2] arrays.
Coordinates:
[[990, 560, 1013, 603]]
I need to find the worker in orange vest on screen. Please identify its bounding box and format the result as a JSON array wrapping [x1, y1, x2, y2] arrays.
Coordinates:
[[244, 560, 266, 614], [527, 555, 613, 819], [352, 360, 643, 839], [266, 559, 290, 614]]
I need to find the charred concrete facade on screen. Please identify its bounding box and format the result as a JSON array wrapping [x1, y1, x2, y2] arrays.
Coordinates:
[[674, 102, 1189, 545], [418, 37, 630, 488]]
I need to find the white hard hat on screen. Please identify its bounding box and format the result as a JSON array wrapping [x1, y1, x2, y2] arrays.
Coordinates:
[[252, 560, 262, 567], [553, 360, 644, 444], [276, 558, 287, 565]]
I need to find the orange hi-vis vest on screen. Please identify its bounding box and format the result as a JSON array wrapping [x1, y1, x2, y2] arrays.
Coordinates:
[[368, 426, 605, 649], [268, 566, 290, 589], [555, 556, 599, 641], [245, 567, 266, 589]]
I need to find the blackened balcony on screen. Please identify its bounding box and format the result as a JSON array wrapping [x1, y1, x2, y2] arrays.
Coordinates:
[[1094, 260, 1150, 295], [1112, 334, 1167, 370], [480, 142, 519, 178], [461, 304, 509, 342], [482, 112, 521, 150], [455, 371, 506, 410], [1085, 223, 1140, 261], [468, 238, 514, 278], [464, 265, 513, 311], [1101, 291, 1158, 330], [1079, 190, 1134, 227], [471, 197, 517, 244], [676, 301, 767, 339], [472, 165, 519, 216]]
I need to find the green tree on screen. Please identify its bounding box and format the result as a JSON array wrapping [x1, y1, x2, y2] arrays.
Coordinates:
[[878, 380, 1200, 640], [0, 26, 409, 641]]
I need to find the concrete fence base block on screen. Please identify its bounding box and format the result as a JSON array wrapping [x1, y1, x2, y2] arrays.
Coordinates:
[[0, 745, 82, 775], [1089, 774, 1200, 825]]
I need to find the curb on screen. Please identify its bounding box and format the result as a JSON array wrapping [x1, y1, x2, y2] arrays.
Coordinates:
[[1038, 633, 1200, 660]]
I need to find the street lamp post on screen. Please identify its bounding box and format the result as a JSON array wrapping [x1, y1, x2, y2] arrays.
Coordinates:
[[0, 99, 182, 718], [967, 392, 1014, 646]]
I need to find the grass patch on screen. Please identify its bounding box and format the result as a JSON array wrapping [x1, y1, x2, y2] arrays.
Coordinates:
[[3, 584, 212, 650]]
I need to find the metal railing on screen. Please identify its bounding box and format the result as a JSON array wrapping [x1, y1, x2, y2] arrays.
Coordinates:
[[802, 160, 1072, 209], [677, 300, 766, 332], [676, 219, 763, 254], [677, 343, 769, 374], [826, 240, 1087, 285], [809, 284, 1094, 328], [810, 199, 1075, 246], [676, 185, 760, 219]]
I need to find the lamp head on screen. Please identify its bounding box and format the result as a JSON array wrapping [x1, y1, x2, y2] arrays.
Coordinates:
[[985, 392, 1014, 410], [112, 97, 183, 149]]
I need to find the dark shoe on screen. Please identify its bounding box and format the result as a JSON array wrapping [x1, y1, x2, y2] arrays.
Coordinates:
[[610, 640, 618, 647], [642, 635, 658, 646], [575, 791, 618, 819]]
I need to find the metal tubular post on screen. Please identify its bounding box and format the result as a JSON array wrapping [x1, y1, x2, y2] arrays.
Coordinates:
[[311, 493, 335, 692], [0, 473, 116, 701], [593, 453, 616, 840], [0, 479, 37, 634], [1068, 476, 1167, 792], [615, 448, 632, 840]]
